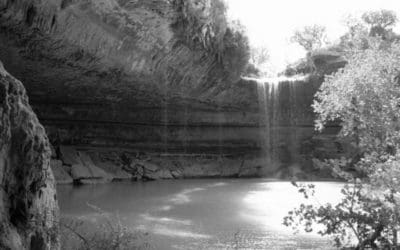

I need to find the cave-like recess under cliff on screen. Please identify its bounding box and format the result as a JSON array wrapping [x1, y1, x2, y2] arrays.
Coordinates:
[[0, 0, 346, 181], [0, 0, 262, 151]]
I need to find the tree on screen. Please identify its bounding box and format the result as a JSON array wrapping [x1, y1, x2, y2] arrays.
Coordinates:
[[290, 25, 328, 52], [362, 10, 398, 29], [248, 46, 272, 77], [222, 20, 251, 79], [284, 38, 400, 249], [362, 10, 398, 38], [340, 14, 369, 50], [250, 46, 270, 67]]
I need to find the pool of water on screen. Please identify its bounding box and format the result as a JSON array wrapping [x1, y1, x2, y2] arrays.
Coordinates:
[[57, 179, 343, 249]]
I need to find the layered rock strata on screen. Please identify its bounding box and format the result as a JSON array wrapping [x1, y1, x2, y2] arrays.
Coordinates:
[[0, 0, 348, 182], [0, 0, 259, 154]]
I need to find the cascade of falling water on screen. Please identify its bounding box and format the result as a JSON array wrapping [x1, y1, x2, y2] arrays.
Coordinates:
[[288, 80, 298, 164], [268, 76, 307, 169], [183, 100, 188, 155], [267, 78, 280, 167], [253, 75, 308, 170], [256, 81, 269, 158], [163, 83, 169, 155], [217, 106, 223, 157]]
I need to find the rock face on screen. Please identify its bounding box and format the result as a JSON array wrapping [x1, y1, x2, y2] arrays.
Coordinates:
[[310, 50, 347, 75], [0, 61, 59, 249], [0, 0, 258, 153], [0, 0, 344, 180]]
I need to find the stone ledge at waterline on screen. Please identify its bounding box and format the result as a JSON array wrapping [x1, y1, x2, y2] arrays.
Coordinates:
[[0, 61, 59, 249], [50, 146, 277, 185]]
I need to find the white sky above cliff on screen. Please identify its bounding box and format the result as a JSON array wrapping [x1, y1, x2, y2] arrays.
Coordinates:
[[227, 0, 400, 73]]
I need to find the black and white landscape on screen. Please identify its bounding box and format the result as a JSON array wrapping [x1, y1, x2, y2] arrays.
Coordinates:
[[1, 0, 400, 249]]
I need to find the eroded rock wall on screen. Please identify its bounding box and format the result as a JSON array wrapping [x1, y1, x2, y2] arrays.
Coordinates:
[[0, 61, 59, 249], [0, 0, 345, 181], [0, 0, 258, 154]]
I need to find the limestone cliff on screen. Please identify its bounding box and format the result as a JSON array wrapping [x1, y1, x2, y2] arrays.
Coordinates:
[[0, 61, 59, 249], [0, 0, 257, 154], [0, 0, 343, 181]]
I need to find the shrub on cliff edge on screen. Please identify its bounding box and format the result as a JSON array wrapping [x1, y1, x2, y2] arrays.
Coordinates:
[[172, 0, 250, 80], [284, 37, 400, 249]]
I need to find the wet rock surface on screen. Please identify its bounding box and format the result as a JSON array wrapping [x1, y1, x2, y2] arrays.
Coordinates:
[[0, 61, 59, 249], [49, 143, 334, 184]]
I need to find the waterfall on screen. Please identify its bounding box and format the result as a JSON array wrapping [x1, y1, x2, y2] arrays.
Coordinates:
[[163, 83, 169, 154], [254, 75, 311, 174], [256, 80, 269, 157], [183, 101, 189, 154]]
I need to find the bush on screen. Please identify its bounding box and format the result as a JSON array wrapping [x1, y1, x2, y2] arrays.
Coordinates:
[[284, 182, 400, 249], [284, 37, 400, 249], [172, 0, 250, 79], [290, 25, 328, 52], [60, 204, 152, 250]]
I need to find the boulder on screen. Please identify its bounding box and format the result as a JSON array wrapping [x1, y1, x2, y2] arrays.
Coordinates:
[[157, 169, 174, 179], [50, 144, 57, 159], [90, 153, 132, 181], [130, 160, 162, 180], [182, 165, 206, 178], [136, 166, 144, 180], [239, 158, 267, 177], [170, 169, 183, 179], [60, 146, 81, 166], [71, 164, 92, 180], [311, 49, 347, 74], [50, 160, 73, 184], [69, 151, 113, 183], [219, 158, 242, 177], [140, 161, 160, 172]]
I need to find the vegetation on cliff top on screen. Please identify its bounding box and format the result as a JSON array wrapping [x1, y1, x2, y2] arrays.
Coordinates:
[[284, 9, 400, 76], [172, 0, 250, 80]]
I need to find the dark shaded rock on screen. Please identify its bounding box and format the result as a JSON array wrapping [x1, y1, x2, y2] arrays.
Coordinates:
[[157, 169, 174, 179], [171, 169, 183, 179], [219, 158, 242, 177], [0, 0, 260, 156], [59, 146, 81, 166], [70, 151, 113, 184], [136, 160, 173, 180], [50, 144, 57, 159], [0, 61, 59, 249], [70, 164, 91, 180], [310, 50, 347, 75], [89, 152, 132, 181], [238, 158, 267, 177], [182, 164, 208, 178], [140, 161, 160, 173], [50, 160, 73, 185], [0, 0, 347, 181]]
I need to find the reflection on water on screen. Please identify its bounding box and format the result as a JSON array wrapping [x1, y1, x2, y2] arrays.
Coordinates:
[[58, 180, 343, 249]]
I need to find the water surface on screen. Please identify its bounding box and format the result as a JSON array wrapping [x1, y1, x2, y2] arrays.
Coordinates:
[[58, 179, 343, 249]]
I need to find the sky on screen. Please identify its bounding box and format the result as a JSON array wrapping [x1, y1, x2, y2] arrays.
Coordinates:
[[227, 0, 400, 72]]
